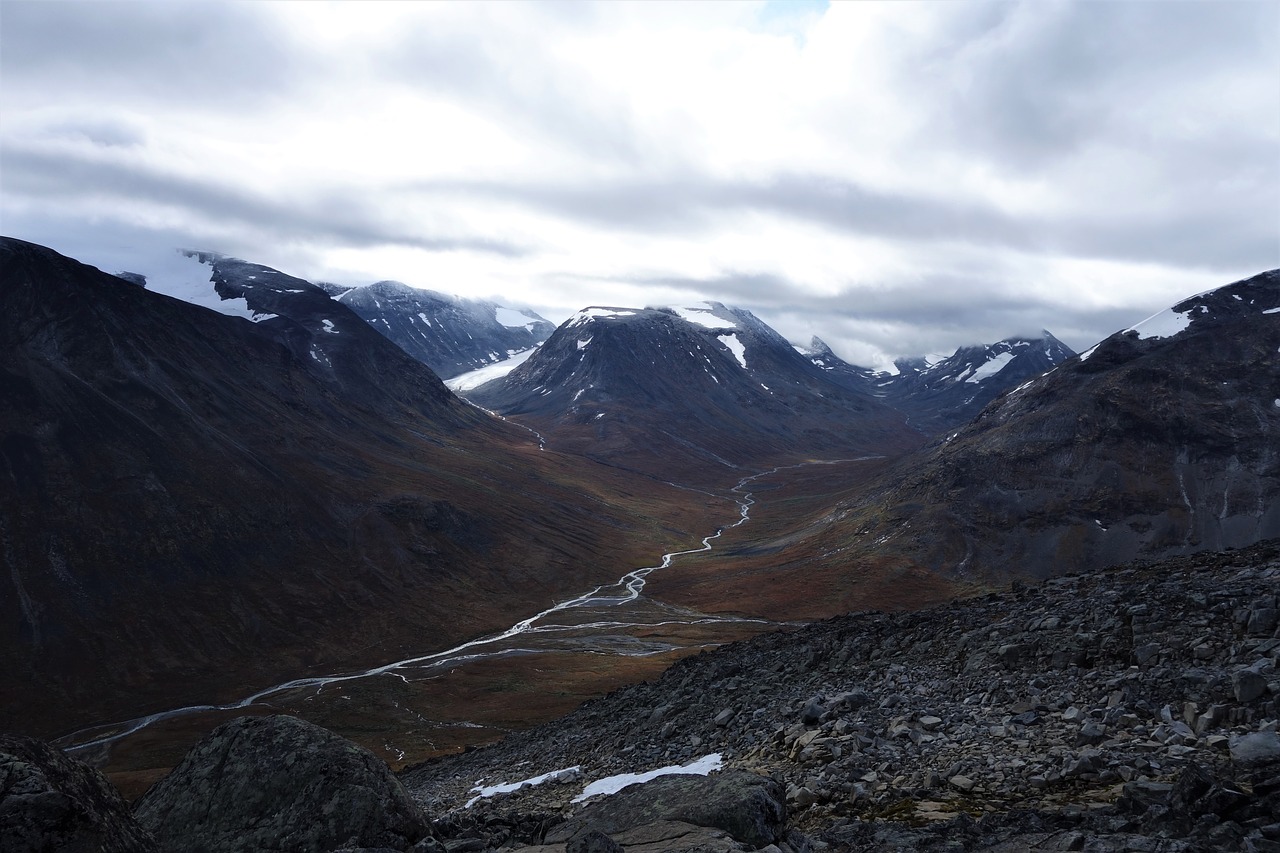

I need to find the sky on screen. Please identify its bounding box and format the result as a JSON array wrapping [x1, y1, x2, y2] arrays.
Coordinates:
[[2, 0, 1277, 369]]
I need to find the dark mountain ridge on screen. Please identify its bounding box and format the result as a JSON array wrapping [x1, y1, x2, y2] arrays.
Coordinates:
[[0, 237, 720, 738], [465, 302, 924, 481], [321, 279, 554, 379], [794, 270, 1280, 582], [799, 330, 1077, 435]]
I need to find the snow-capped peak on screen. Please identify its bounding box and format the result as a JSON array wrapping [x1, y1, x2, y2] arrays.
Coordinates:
[[568, 307, 639, 327], [667, 302, 738, 330]]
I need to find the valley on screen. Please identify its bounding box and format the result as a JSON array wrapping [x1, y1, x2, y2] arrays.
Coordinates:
[[2, 237, 1277, 852], [60, 458, 943, 801]]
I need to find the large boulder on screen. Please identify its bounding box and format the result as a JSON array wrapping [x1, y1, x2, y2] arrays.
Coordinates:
[[0, 734, 158, 852], [135, 715, 430, 853], [547, 770, 786, 849]]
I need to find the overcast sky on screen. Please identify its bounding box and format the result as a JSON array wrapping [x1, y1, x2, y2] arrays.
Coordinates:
[[3, 1, 1277, 368]]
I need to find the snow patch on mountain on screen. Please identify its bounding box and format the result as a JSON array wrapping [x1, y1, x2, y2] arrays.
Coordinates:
[[445, 348, 538, 392], [965, 351, 1015, 383], [718, 333, 748, 369], [672, 304, 736, 329], [495, 306, 541, 330], [569, 308, 637, 326], [142, 250, 266, 322], [1127, 307, 1194, 340]]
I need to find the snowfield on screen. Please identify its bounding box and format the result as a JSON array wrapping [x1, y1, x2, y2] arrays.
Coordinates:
[[445, 348, 537, 391]]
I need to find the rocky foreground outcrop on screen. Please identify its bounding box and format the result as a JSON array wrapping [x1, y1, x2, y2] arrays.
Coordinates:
[[404, 539, 1280, 851], [134, 715, 433, 853], [0, 734, 157, 852], [4, 543, 1279, 852]]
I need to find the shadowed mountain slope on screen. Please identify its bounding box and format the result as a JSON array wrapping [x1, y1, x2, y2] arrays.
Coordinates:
[[465, 302, 923, 482], [321, 279, 554, 379], [0, 238, 720, 738], [799, 330, 1077, 435], [816, 270, 1280, 581]]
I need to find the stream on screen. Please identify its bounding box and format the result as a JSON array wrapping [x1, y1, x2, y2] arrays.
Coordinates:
[[57, 464, 825, 771]]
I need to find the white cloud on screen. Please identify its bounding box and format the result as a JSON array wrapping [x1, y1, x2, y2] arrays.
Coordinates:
[[2, 0, 1276, 367]]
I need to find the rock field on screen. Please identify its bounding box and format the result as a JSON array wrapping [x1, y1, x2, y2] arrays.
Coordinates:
[[3, 540, 1279, 852], [403, 540, 1280, 852]]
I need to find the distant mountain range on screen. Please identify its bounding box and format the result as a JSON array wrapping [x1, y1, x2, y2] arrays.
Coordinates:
[[465, 302, 923, 480], [321, 280, 554, 379], [797, 330, 1077, 434], [125, 251, 556, 380], [668, 270, 1280, 602]]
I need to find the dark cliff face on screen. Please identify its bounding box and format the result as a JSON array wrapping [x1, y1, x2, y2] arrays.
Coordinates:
[[467, 303, 923, 480], [0, 238, 703, 737], [324, 279, 554, 379], [831, 270, 1280, 579]]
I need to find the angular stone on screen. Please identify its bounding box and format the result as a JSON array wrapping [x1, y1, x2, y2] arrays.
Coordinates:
[[566, 829, 624, 853], [1076, 721, 1107, 746], [949, 775, 976, 792], [800, 696, 826, 725], [1134, 643, 1162, 665], [1230, 732, 1280, 768], [549, 770, 785, 849], [1233, 669, 1268, 703]]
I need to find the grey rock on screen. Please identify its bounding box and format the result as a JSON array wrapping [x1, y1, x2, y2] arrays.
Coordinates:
[[1133, 643, 1162, 665], [1076, 721, 1107, 746], [800, 696, 826, 726], [135, 715, 429, 853], [549, 770, 785, 849], [566, 829, 623, 853], [0, 734, 158, 853], [1230, 731, 1280, 768], [1233, 668, 1268, 703]]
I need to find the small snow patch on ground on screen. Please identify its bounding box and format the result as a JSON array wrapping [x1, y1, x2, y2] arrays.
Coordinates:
[[717, 333, 747, 368], [321, 319, 339, 334], [577, 337, 592, 350], [572, 754, 722, 803], [1264, 307, 1279, 315], [466, 766, 581, 809]]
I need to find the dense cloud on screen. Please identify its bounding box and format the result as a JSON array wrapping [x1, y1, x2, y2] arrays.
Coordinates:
[[2, 0, 1276, 368]]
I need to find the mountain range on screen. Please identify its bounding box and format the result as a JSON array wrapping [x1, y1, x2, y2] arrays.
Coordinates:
[[0, 238, 718, 737], [645, 270, 1280, 625], [3, 235, 1278, 851], [799, 330, 1078, 435], [320, 279, 555, 379], [463, 301, 924, 480]]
